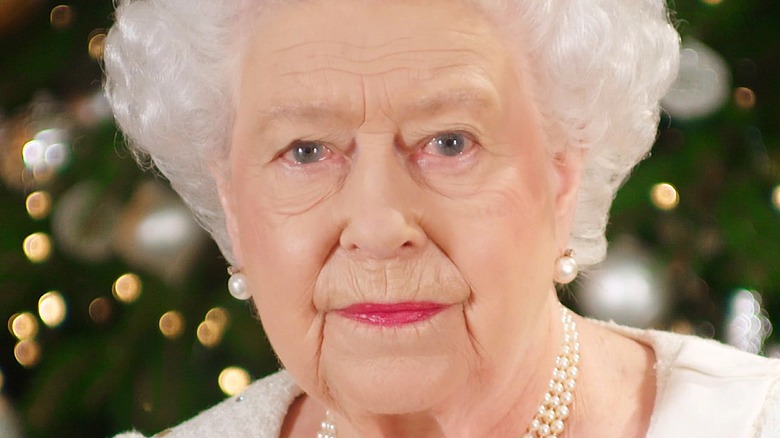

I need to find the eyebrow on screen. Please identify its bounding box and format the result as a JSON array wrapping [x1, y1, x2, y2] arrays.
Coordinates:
[[401, 87, 498, 118], [256, 85, 499, 130], [257, 101, 353, 129]]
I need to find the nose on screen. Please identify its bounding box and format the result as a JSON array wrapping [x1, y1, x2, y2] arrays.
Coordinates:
[[338, 145, 426, 260]]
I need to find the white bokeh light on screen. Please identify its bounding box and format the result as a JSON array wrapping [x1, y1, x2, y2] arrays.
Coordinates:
[[579, 240, 668, 328], [135, 206, 201, 254], [21, 128, 71, 172], [725, 289, 772, 354], [662, 39, 730, 120]]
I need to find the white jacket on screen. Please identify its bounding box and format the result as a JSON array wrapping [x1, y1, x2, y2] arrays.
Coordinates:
[[117, 324, 780, 437]]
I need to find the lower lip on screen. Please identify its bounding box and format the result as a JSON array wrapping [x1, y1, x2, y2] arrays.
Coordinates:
[[336, 302, 448, 327]]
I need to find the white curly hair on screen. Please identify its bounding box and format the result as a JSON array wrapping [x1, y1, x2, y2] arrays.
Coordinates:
[[103, 0, 680, 267]]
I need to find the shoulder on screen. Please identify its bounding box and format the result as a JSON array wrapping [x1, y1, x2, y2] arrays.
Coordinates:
[[602, 321, 780, 437], [628, 326, 780, 382], [114, 370, 302, 438]]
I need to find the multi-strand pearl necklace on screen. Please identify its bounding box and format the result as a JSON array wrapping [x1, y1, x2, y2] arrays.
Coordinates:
[[522, 306, 579, 437], [317, 305, 580, 438], [317, 410, 337, 438]]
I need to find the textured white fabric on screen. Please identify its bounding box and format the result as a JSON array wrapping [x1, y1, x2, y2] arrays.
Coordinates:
[[116, 325, 780, 437], [601, 322, 780, 438], [116, 371, 299, 438]]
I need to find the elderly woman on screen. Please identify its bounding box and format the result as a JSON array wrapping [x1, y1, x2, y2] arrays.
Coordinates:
[[106, 0, 780, 436]]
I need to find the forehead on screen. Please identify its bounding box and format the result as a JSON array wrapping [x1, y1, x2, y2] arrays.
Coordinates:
[[241, 0, 518, 113]]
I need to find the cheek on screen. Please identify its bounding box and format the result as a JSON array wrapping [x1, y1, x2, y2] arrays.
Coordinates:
[[435, 189, 556, 295], [230, 183, 341, 367], [228, 145, 345, 289], [235, 196, 336, 279], [424, 163, 558, 352], [430, 161, 557, 278]]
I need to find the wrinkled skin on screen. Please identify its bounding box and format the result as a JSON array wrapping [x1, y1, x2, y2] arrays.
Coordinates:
[[217, 0, 654, 436]]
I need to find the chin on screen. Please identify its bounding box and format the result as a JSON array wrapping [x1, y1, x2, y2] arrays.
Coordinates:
[[324, 354, 469, 415], [317, 307, 475, 414]]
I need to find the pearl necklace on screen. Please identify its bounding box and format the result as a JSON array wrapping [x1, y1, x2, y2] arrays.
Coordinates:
[[317, 410, 337, 438], [317, 305, 580, 438]]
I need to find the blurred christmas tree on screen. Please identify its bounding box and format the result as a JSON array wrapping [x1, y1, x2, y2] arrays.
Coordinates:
[[0, 1, 778, 437]]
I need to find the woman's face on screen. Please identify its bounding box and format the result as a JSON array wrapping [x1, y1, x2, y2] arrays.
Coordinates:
[[222, 0, 582, 415]]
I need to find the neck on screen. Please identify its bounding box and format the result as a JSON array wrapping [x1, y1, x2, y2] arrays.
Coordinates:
[[327, 294, 568, 438]]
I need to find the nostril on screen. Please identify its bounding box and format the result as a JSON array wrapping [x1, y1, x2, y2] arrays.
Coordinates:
[[338, 206, 426, 259]]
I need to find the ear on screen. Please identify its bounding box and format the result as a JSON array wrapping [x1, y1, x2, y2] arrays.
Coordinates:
[[211, 163, 245, 267], [552, 147, 587, 252]]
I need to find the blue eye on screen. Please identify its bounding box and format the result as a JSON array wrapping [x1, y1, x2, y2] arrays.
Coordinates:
[[286, 141, 330, 164], [426, 132, 469, 157]]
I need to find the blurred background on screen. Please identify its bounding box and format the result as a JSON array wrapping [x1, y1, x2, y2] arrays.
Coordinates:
[[0, 0, 778, 436]]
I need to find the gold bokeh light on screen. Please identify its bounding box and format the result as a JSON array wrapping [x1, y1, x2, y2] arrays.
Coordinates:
[[197, 321, 223, 348], [14, 340, 41, 368], [734, 87, 756, 110], [26, 191, 52, 220], [6, 314, 16, 335], [772, 186, 780, 211], [50, 5, 75, 29], [650, 183, 680, 211], [10, 312, 39, 340], [205, 307, 230, 331], [88, 31, 107, 60], [113, 273, 142, 303], [159, 311, 185, 339], [23, 232, 52, 263], [89, 297, 113, 324], [218, 367, 251, 396], [39, 291, 67, 328]]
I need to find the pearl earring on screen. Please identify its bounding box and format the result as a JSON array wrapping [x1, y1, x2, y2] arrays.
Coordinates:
[[227, 267, 251, 300], [554, 249, 578, 284]]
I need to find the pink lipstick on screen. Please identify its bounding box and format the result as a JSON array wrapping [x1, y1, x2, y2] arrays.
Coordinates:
[[336, 302, 447, 327]]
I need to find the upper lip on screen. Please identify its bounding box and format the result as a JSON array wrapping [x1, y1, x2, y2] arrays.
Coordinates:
[[336, 302, 448, 313]]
